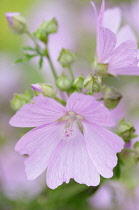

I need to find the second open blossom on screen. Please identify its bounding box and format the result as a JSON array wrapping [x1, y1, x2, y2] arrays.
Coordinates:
[[92, 0, 139, 76]]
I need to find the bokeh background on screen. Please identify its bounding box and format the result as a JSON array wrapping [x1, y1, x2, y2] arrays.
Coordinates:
[[1, 0, 139, 209]]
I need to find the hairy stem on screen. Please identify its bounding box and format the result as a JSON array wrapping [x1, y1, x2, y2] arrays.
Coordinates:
[[46, 51, 58, 81], [68, 66, 74, 80]]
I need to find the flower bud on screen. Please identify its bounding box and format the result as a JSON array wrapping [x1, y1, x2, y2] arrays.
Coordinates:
[[58, 49, 76, 67], [92, 58, 108, 75], [31, 83, 56, 98], [117, 119, 136, 143], [134, 142, 139, 163], [73, 75, 84, 89], [83, 74, 102, 94], [96, 63, 108, 75], [10, 92, 31, 111], [104, 87, 122, 109], [34, 18, 58, 43], [56, 74, 72, 91], [5, 12, 26, 34], [31, 84, 43, 94]]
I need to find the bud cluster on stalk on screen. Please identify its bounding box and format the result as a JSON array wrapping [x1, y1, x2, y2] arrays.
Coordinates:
[[5, 12, 129, 122]]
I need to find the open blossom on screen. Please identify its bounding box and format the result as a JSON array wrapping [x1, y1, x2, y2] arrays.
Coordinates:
[[10, 93, 124, 189], [92, 0, 139, 76]]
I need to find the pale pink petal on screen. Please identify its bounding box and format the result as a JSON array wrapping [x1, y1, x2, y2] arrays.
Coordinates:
[[97, 27, 116, 63], [15, 122, 64, 179], [103, 8, 121, 34], [117, 25, 137, 47], [108, 40, 139, 75], [91, 1, 98, 19], [66, 93, 114, 127], [46, 125, 100, 189], [83, 122, 124, 178], [10, 94, 67, 127], [98, 0, 105, 26]]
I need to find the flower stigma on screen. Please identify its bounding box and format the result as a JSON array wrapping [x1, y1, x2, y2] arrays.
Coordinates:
[[58, 111, 84, 141]]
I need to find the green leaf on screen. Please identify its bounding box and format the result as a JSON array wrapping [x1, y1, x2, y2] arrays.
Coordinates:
[[24, 53, 37, 61], [22, 46, 36, 51], [15, 53, 37, 64], [15, 58, 24, 63]]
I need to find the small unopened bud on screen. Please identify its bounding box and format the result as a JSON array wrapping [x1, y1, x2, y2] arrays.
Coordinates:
[[31, 84, 43, 94], [10, 92, 31, 111], [96, 63, 108, 74], [58, 49, 76, 67], [34, 18, 58, 43], [44, 18, 58, 34], [92, 58, 108, 75], [56, 74, 72, 91], [134, 141, 139, 149], [83, 74, 102, 94], [118, 119, 136, 143], [104, 87, 122, 109], [5, 12, 26, 34], [134, 142, 139, 163], [73, 75, 84, 89], [31, 83, 56, 98]]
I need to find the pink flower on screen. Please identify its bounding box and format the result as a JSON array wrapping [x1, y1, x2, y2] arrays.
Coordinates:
[[10, 93, 124, 189], [92, 0, 139, 76]]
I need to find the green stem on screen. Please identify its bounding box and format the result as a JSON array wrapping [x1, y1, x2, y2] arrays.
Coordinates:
[[46, 51, 58, 81], [25, 30, 39, 48], [68, 66, 74, 80], [54, 96, 66, 106], [123, 148, 135, 153], [25, 30, 43, 57], [26, 29, 58, 82]]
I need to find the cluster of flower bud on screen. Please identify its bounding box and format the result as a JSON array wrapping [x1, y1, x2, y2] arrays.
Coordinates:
[[5, 13, 126, 114]]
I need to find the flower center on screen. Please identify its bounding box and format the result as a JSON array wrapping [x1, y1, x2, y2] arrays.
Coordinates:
[[64, 128, 75, 140], [58, 111, 84, 141]]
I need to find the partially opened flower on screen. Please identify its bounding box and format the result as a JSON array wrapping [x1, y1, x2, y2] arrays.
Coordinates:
[[5, 12, 26, 34], [10, 93, 124, 189], [92, 0, 139, 76]]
